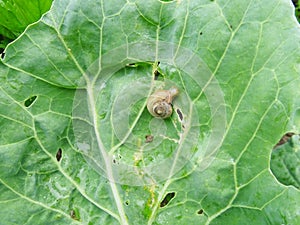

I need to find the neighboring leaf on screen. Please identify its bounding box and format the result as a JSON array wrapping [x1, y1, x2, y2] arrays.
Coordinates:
[[0, 0, 300, 225], [0, 0, 53, 39], [292, 0, 300, 22], [271, 134, 300, 189]]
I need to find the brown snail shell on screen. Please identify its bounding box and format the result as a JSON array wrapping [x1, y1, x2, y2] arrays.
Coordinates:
[[147, 87, 179, 119]]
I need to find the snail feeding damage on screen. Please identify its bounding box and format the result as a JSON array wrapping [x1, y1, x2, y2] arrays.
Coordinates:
[[147, 87, 179, 119], [72, 41, 224, 186], [176, 108, 183, 121], [56, 148, 62, 162]]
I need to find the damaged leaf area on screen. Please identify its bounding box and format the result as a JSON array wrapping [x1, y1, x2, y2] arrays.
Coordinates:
[[0, 0, 300, 224]]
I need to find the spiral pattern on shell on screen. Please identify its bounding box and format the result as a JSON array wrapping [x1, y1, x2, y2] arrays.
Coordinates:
[[147, 87, 179, 119]]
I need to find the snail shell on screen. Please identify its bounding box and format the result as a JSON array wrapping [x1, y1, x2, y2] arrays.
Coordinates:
[[147, 87, 179, 119]]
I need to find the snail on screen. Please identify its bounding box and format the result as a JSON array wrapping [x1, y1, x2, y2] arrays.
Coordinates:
[[147, 87, 179, 119]]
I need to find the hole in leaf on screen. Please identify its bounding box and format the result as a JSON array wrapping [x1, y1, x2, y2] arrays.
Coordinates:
[[199, 31, 203, 35], [112, 156, 120, 164], [197, 209, 204, 215], [24, 96, 37, 107], [176, 109, 183, 121], [70, 209, 80, 221], [56, 148, 62, 162], [99, 112, 106, 119], [70, 210, 75, 218], [273, 132, 295, 149], [154, 61, 161, 80], [125, 200, 130, 206], [154, 70, 160, 80], [160, 192, 175, 207], [126, 63, 137, 67]]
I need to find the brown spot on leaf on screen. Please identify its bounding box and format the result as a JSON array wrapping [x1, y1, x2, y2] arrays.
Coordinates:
[[145, 135, 154, 143]]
